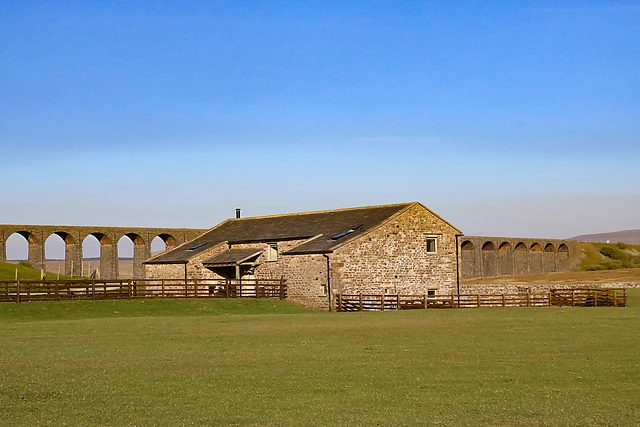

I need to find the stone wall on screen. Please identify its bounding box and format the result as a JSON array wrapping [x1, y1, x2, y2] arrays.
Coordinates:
[[0, 224, 205, 279], [459, 236, 578, 279], [460, 282, 640, 294], [329, 203, 459, 298]]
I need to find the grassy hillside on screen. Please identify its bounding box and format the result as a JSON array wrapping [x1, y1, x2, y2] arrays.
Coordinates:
[[0, 293, 638, 426], [578, 241, 640, 271], [0, 261, 73, 281]]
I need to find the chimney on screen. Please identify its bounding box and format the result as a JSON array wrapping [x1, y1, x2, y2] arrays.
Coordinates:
[[235, 208, 241, 219]]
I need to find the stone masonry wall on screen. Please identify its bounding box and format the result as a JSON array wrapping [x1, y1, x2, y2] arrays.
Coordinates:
[[330, 203, 459, 300]]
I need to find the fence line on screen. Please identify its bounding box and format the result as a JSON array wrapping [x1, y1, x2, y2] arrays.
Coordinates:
[[336, 289, 627, 312], [0, 278, 287, 303]]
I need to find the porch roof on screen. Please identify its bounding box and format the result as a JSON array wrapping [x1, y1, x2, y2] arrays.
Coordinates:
[[202, 249, 262, 267]]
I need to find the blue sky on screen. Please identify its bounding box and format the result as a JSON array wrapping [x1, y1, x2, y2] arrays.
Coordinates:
[[1, 0, 639, 259]]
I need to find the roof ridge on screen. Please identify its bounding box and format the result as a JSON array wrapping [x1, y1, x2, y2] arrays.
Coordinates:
[[229, 202, 415, 221]]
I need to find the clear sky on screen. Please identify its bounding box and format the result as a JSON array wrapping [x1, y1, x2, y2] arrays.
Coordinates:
[[1, 0, 639, 259]]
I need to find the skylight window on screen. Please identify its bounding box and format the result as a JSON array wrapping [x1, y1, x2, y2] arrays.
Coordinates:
[[330, 224, 363, 240], [186, 242, 208, 251]]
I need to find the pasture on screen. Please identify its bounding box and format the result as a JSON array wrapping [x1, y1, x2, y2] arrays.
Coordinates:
[[1, 292, 639, 426]]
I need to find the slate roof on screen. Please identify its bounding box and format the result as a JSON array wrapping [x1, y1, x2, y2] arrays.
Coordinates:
[[202, 249, 262, 267], [145, 202, 456, 264]]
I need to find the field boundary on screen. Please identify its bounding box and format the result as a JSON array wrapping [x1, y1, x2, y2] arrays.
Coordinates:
[[336, 289, 627, 311], [0, 278, 287, 303]]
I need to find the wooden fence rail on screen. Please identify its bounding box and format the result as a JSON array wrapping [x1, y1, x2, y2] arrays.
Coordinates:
[[0, 278, 287, 303], [336, 289, 627, 312]]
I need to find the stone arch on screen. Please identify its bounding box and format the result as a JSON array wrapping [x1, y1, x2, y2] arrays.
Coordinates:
[[558, 243, 570, 261], [543, 243, 558, 272], [45, 234, 67, 277], [529, 242, 543, 273], [482, 241, 496, 251], [514, 242, 528, 275], [498, 242, 512, 252], [158, 233, 176, 249], [6, 231, 43, 269], [152, 233, 176, 253], [498, 242, 514, 276], [461, 240, 474, 250], [81, 232, 116, 279], [460, 240, 476, 279], [481, 241, 497, 277], [118, 233, 147, 279]]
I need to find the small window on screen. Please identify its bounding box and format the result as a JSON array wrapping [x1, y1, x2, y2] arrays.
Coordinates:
[[320, 284, 327, 296], [187, 242, 207, 251], [266, 243, 278, 261], [427, 289, 436, 296], [426, 236, 437, 253]]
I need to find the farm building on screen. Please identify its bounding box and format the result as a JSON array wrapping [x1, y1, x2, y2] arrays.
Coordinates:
[[144, 202, 462, 310]]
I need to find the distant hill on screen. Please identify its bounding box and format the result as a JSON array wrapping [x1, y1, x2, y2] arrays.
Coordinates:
[[571, 229, 640, 244]]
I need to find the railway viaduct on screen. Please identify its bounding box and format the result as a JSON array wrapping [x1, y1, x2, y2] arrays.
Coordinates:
[[459, 236, 578, 279], [0, 225, 206, 279]]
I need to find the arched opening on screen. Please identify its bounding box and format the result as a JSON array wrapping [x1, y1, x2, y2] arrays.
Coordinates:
[[529, 243, 543, 273], [482, 241, 495, 251], [461, 241, 474, 250], [481, 241, 497, 277], [543, 243, 558, 272], [514, 242, 528, 275], [82, 233, 112, 278], [460, 240, 476, 279], [82, 234, 101, 277], [558, 243, 569, 253], [6, 231, 43, 270], [45, 234, 66, 277], [118, 233, 146, 279], [498, 242, 513, 276], [498, 242, 512, 252], [6, 232, 31, 262], [152, 234, 176, 255]]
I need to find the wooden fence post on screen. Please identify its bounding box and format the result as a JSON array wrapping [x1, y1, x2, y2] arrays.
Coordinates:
[[55, 283, 59, 301], [526, 293, 530, 307], [359, 293, 363, 311], [450, 294, 454, 308], [16, 280, 20, 303], [502, 294, 505, 307], [613, 290, 617, 308], [128, 280, 132, 300], [423, 294, 427, 309], [161, 279, 166, 298], [225, 280, 229, 298], [337, 294, 342, 312], [594, 291, 598, 307], [381, 294, 385, 311], [477, 294, 481, 308], [571, 290, 575, 307], [548, 291, 552, 307], [279, 279, 285, 300]]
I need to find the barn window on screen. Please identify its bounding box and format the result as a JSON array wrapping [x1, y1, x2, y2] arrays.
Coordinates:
[[427, 289, 436, 296], [426, 236, 437, 253], [266, 243, 278, 261]]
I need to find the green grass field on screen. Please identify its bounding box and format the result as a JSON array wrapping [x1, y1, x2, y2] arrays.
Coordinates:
[[0, 261, 73, 281], [1, 293, 639, 426]]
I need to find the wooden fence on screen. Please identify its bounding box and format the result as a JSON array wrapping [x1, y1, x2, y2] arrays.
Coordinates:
[[0, 278, 287, 303], [336, 289, 627, 312]]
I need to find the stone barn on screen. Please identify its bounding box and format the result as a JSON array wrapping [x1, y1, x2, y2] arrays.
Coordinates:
[[144, 202, 462, 310]]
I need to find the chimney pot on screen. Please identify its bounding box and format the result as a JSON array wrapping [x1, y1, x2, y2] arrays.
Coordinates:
[[235, 208, 241, 219]]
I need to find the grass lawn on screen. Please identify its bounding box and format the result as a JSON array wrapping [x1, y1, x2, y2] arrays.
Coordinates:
[[1, 293, 639, 426], [0, 261, 73, 281]]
